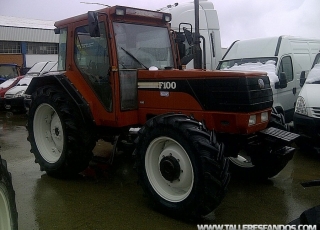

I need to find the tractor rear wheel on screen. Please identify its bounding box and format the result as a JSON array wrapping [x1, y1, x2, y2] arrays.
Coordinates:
[[135, 114, 229, 219], [27, 85, 96, 178], [0, 156, 18, 230]]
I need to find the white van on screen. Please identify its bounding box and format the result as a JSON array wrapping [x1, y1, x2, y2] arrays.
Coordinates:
[[162, 0, 222, 69], [294, 52, 320, 149], [217, 36, 320, 122]]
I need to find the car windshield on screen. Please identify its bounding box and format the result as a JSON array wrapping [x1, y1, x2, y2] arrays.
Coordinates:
[[113, 22, 174, 70], [0, 77, 17, 89], [42, 62, 57, 73], [0, 65, 19, 79], [25, 61, 57, 77], [27, 62, 48, 74], [218, 57, 279, 84]]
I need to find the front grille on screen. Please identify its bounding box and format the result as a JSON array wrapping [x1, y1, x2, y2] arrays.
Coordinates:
[[188, 76, 273, 112], [311, 107, 320, 118]]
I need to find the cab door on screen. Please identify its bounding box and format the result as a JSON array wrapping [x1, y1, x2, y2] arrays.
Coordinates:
[[70, 19, 116, 124]]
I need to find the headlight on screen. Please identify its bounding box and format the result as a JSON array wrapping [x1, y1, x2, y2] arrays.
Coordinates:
[[261, 112, 268, 122], [295, 96, 307, 115], [13, 90, 25, 98], [248, 115, 256, 126]]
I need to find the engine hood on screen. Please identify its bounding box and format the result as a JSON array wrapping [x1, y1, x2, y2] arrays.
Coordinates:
[[5, 85, 28, 95]]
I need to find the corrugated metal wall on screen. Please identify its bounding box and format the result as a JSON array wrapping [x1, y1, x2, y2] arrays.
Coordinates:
[[0, 26, 59, 43]]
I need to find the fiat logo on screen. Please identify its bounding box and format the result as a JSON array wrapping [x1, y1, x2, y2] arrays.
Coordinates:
[[258, 79, 265, 89]]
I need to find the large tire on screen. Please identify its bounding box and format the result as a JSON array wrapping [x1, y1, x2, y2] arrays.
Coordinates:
[[26, 85, 96, 178], [0, 156, 18, 230], [135, 114, 230, 220], [229, 109, 290, 179]]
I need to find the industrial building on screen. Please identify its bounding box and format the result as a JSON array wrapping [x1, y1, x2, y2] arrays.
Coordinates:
[[0, 15, 59, 73]]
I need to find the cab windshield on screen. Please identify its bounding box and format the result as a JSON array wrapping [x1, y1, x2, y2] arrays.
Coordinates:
[[113, 22, 174, 70], [218, 57, 278, 71], [217, 57, 279, 84], [306, 64, 320, 84], [306, 54, 320, 84]]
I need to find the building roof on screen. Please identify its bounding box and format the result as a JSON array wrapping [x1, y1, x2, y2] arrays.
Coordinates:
[[0, 15, 59, 43], [0, 15, 55, 29]]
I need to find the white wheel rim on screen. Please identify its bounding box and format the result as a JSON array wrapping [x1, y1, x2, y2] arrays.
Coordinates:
[[229, 150, 254, 168], [145, 137, 194, 202], [33, 103, 64, 163], [0, 185, 12, 230]]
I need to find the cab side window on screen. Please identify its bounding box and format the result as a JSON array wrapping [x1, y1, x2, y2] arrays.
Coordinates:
[[74, 22, 112, 111], [278, 56, 293, 82], [58, 28, 67, 71]]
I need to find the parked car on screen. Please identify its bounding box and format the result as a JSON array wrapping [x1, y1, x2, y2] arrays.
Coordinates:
[[0, 63, 20, 84], [294, 52, 320, 150], [4, 61, 57, 112], [0, 76, 24, 109]]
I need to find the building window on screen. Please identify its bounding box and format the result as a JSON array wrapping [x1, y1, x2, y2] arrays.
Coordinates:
[[27, 42, 58, 54], [0, 41, 21, 54]]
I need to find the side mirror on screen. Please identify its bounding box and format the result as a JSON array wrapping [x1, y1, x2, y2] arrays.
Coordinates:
[[275, 72, 288, 89], [175, 32, 185, 43], [183, 27, 193, 46], [88, 11, 100, 37], [300, 71, 306, 87], [175, 32, 186, 58]]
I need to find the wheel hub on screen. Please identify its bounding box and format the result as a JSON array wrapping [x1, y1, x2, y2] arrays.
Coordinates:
[[54, 127, 60, 136], [159, 155, 181, 182], [34, 103, 64, 163]]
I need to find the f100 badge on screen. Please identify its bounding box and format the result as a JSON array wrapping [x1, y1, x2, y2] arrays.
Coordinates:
[[258, 79, 265, 89], [138, 81, 177, 90], [159, 81, 176, 89]]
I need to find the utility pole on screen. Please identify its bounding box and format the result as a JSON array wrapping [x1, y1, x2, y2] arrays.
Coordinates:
[[193, 0, 202, 69]]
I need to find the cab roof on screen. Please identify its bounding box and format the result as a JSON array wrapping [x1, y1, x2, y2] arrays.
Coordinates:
[[55, 5, 170, 28]]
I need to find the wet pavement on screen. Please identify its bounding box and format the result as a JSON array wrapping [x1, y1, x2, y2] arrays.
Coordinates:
[[1, 111, 320, 230]]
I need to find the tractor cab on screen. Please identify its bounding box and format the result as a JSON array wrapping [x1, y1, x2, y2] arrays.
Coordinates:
[[47, 6, 176, 126]]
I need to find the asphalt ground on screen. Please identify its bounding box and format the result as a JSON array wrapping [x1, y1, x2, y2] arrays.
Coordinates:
[[1, 111, 320, 230]]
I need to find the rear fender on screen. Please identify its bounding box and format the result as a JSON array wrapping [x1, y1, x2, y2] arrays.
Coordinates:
[[25, 72, 94, 125]]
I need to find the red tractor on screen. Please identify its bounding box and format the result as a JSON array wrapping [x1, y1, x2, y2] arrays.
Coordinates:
[[25, 4, 298, 219]]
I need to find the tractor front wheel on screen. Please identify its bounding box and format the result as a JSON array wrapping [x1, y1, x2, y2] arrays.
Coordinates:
[[135, 114, 229, 219]]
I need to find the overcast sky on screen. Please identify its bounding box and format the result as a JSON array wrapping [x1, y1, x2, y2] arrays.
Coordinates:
[[1, 0, 320, 47]]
